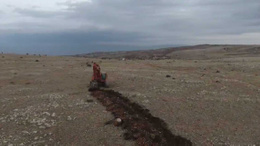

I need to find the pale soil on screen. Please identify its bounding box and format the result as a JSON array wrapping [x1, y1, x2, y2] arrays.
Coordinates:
[[0, 54, 259, 145]]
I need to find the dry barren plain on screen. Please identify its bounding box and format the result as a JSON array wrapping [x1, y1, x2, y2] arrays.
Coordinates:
[[0, 54, 259, 145]]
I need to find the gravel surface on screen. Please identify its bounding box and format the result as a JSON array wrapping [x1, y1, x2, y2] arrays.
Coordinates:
[[0, 54, 259, 145]]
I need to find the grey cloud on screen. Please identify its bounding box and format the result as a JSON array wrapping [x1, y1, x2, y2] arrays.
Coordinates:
[[0, 10, 4, 16], [63, 0, 260, 36], [1, 0, 260, 55], [8, 0, 260, 36], [14, 8, 66, 18]]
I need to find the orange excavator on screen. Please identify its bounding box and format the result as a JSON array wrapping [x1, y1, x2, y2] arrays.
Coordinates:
[[89, 62, 107, 91]]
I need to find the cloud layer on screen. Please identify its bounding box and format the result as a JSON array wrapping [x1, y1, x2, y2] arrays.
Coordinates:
[[0, 0, 260, 55]]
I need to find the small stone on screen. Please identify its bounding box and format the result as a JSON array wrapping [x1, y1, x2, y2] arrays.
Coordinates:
[[166, 75, 171, 78], [86, 99, 94, 103], [43, 112, 50, 116], [39, 126, 46, 129], [45, 123, 52, 128], [22, 131, 29, 134], [67, 116, 72, 121], [113, 118, 122, 126], [51, 113, 56, 117]]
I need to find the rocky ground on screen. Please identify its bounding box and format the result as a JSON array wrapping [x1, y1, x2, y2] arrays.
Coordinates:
[[0, 54, 259, 145]]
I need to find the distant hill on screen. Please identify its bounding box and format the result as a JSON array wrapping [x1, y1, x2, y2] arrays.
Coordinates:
[[74, 44, 260, 60]]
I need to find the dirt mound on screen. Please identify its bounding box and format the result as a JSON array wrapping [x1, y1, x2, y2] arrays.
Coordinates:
[[91, 89, 192, 146]]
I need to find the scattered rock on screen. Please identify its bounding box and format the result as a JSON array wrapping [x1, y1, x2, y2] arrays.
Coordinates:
[[86, 62, 92, 67], [43, 112, 51, 116], [113, 118, 122, 126], [45, 123, 52, 128], [67, 116, 72, 121], [22, 131, 29, 135], [25, 82, 31, 85], [51, 113, 56, 117], [216, 80, 220, 83], [39, 126, 46, 129], [216, 70, 220, 73], [143, 100, 149, 103], [35, 60, 39, 62], [86, 99, 94, 103], [166, 75, 171, 78]]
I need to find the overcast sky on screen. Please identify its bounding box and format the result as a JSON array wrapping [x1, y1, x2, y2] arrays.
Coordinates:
[[0, 0, 260, 55]]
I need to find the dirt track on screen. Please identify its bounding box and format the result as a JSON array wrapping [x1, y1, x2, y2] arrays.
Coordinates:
[[91, 89, 192, 146]]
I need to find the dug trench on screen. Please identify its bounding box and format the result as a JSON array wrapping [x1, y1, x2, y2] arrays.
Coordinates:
[[90, 89, 192, 146]]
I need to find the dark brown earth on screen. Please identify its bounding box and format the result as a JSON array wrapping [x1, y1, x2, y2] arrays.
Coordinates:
[[91, 89, 192, 146]]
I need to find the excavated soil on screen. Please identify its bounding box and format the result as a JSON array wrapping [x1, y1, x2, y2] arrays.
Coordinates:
[[91, 89, 192, 146]]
